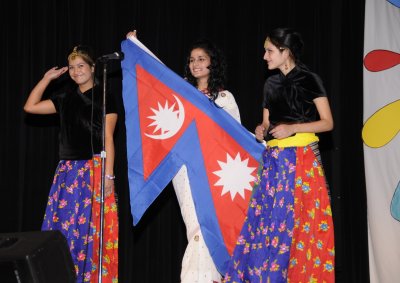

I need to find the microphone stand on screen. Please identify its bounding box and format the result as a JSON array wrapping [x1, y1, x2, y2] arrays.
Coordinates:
[[97, 61, 108, 283], [95, 52, 122, 283]]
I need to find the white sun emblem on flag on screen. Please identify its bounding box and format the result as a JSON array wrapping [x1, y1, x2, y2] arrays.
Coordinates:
[[145, 94, 185, 140], [213, 152, 256, 200]]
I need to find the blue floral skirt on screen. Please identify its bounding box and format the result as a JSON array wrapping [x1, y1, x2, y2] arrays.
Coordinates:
[[42, 157, 118, 282], [223, 145, 334, 283]]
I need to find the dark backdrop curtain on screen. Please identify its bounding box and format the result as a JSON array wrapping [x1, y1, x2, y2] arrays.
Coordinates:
[[0, 0, 368, 282]]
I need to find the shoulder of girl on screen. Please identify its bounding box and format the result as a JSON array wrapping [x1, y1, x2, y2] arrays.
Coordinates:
[[219, 90, 234, 98]]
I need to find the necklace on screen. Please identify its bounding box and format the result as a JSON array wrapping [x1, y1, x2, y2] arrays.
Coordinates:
[[198, 88, 210, 97]]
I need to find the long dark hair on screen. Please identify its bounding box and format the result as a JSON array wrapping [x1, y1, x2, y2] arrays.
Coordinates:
[[184, 39, 227, 101], [266, 28, 308, 70]]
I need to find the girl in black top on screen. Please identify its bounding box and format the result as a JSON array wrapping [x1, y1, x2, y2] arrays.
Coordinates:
[[223, 28, 335, 282], [24, 45, 118, 282]]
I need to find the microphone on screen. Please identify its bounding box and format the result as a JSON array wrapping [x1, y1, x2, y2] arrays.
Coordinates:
[[97, 51, 124, 62]]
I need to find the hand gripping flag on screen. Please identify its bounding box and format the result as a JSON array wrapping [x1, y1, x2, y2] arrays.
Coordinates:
[[121, 37, 265, 274]]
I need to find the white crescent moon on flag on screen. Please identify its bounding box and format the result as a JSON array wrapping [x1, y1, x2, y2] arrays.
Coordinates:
[[145, 95, 185, 140]]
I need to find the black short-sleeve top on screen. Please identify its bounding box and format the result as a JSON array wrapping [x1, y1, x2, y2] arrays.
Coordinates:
[[262, 66, 327, 128], [50, 85, 117, 160]]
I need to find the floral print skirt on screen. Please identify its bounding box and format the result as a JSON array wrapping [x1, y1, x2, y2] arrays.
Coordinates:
[[42, 156, 118, 282], [223, 145, 334, 283]]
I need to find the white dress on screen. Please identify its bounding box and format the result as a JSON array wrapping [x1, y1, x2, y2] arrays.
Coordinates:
[[172, 90, 241, 283]]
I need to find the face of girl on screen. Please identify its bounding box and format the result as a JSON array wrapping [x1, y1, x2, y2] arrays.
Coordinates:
[[263, 40, 288, 71], [188, 48, 211, 81], [68, 56, 94, 90]]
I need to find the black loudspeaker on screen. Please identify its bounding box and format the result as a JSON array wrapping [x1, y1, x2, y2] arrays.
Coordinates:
[[0, 230, 76, 283]]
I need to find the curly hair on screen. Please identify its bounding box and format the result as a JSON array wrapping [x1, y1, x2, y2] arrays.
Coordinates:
[[184, 39, 227, 101]]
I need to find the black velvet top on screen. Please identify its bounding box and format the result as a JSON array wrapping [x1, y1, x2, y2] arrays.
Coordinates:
[[50, 85, 117, 160], [262, 66, 327, 131]]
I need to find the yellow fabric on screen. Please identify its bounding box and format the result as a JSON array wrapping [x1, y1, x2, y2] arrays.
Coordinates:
[[266, 133, 319, 148]]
